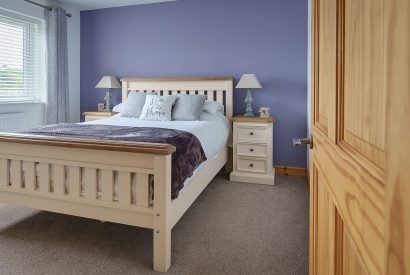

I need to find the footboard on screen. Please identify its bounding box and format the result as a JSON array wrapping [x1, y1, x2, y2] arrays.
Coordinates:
[[0, 133, 174, 272]]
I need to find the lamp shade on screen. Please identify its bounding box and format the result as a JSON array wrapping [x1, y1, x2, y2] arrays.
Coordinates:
[[95, 76, 121, 89], [236, 74, 262, 89]]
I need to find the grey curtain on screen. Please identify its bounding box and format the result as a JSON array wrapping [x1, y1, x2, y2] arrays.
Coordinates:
[[45, 7, 69, 124]]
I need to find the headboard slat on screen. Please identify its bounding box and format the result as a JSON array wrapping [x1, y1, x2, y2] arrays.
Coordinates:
[[216, 90, 223, 103]]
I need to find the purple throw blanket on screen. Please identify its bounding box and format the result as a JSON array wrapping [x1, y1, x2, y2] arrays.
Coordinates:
[[18, 123, 207, 199]]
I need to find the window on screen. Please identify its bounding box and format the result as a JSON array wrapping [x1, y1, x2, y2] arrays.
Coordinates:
[[0, 10, 44, 102]]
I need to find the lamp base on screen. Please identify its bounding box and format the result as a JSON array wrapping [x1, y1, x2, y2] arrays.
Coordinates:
[[243, 89, 255, 117], [104, 90, 113, 112]]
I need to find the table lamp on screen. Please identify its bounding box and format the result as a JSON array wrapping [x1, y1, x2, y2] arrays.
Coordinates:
[[95, 76, 121, 112], [236, 74, 262, 116]]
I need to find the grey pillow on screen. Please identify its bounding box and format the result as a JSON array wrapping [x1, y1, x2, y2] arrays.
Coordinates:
[[140, 94, 177, 121], [172, 94, 207, 121], [121, 91, 148, 118]]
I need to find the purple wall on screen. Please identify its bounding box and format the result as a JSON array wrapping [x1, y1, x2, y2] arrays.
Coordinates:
[[80, 0, 308, 167]]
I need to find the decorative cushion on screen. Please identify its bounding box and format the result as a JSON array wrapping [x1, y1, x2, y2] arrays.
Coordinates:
[[140, 94, 177, 121], [203, 100, 225, 114], [172, 94, 207, 121], [120, 91, 148, 118]]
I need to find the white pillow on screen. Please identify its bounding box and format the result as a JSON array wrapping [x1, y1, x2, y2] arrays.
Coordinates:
[[140, 94, 177, 121], [112, 102, 123, 112], [203, 100, 224, 114]]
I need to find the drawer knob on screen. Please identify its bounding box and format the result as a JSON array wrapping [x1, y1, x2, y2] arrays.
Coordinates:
[[250, 132, 254, 136], [250, 148, 254, 152], [249, 164, 254, 168]]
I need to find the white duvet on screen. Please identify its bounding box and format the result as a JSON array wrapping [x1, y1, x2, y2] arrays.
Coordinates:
[[84, 111, 230, 159]]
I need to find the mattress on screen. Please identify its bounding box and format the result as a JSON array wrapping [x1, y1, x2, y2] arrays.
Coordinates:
[[34, 111, 229, 202]]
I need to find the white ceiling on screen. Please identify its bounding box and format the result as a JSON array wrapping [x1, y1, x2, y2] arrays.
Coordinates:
[[58, 0, 176, 11]]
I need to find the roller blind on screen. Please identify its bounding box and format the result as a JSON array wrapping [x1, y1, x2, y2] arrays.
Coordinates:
[[0, 12, 44, 102]]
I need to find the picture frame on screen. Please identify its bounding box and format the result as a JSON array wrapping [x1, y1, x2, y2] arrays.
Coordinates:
[[259, 107, 270, 117], [98, 103, 104, 112]]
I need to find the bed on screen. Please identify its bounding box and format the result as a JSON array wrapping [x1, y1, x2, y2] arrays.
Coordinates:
[[0, 76, 233, 272]]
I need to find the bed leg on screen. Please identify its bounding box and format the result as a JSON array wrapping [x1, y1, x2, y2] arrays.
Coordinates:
[[153, 225, 171, 272], [153, 155, 172, 272]]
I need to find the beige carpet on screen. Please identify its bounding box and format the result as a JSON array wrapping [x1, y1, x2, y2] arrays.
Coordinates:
[[0, 174, 308, 275]]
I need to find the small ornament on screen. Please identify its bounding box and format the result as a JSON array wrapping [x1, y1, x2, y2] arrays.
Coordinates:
[[259, 107, 270, 117]]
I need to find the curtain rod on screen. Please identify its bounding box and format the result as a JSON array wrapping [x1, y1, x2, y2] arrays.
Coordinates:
[[23, 0, 72, 17]]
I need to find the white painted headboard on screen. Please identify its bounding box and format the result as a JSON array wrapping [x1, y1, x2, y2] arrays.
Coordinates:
[[120, 76, 234, 119]]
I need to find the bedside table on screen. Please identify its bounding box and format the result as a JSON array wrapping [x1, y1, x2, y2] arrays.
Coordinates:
[[230, 116, 275, 185], [83, 111, 117, 122]]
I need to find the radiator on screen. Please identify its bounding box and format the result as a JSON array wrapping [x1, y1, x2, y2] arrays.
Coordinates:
[[0, 113, 28, 133]]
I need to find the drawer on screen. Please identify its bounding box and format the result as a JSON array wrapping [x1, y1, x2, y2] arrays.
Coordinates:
[[237, 143, 267, 157], [237, 158, 267, 173], [237, 126, 268, 142]]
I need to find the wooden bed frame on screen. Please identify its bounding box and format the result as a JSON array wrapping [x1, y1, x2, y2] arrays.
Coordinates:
[[0, 76, 233, 272]]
